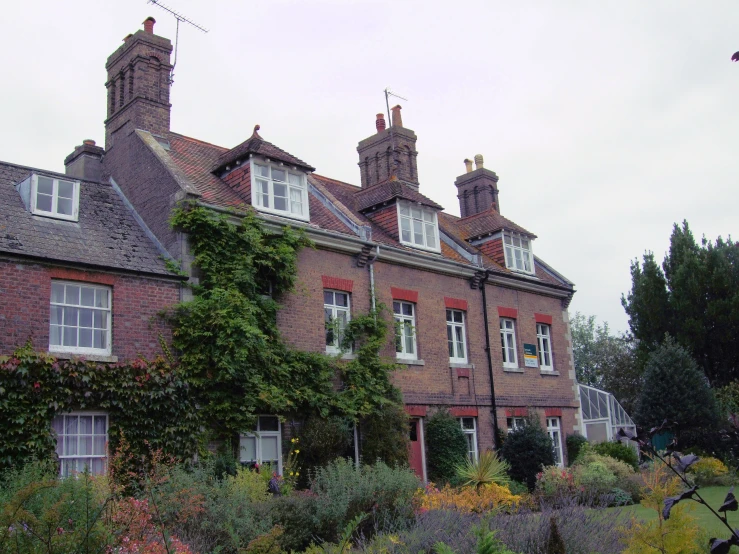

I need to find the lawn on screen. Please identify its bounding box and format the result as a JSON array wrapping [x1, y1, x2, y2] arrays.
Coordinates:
[[611, 486, 739, 549]]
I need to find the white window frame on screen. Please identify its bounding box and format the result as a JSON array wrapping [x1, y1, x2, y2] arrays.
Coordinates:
[[239, 416, 282, 474], [446, 309, 467, 363], [50, 281, 112, 356], [324, 290, 351, 354], [500, 318, 518, 368], [250, 159, 309, 222], [547, 417, 564, 468], [537, 323, 553, 371], [506, 417, 526, 433], [394, 300, 417, 360], [52, 412, 108, 476], [459, 417, 478, 461], [31, 174, 80, 221], [503, 232, 534, 275], [397, 200, 441, 253]]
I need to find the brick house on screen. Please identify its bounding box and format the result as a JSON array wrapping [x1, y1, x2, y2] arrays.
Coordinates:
[[0, 157, 185, 474], [3, 16, 581, 477]]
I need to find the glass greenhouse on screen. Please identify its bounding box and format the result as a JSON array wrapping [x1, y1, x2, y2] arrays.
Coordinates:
[[578, 383, 637, 447]]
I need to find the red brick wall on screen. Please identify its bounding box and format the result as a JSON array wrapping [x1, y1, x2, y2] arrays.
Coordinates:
[[365, 203, 399, 239], [0, 259, 180, 361], [479, 238, 505, 267], [222, 165, 252, 202]]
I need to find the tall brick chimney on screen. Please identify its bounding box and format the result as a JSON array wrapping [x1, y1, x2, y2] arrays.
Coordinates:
[[455, 154, 501, 218], [356, 108, 419, 189], [104, 17, 173, 150]]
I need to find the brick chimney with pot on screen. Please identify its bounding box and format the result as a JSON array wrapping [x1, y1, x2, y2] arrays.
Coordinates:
[[455, 154, 501, 218]]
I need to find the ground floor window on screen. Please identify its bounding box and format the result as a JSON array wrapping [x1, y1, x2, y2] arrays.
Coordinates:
[[547, 417, 564, 467], [506, 416, 526, 432], [52, 413, 108, 476], [459, 417, 478, 461], [240, 416, 282, 473]]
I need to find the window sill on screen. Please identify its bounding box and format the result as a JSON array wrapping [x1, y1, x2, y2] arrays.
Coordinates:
[[50, 351, 118, 363], [540, 370, 560, 376], [503, 367, 524, 373], [450, 362, 474, 369], [396, 358, 425, 366]]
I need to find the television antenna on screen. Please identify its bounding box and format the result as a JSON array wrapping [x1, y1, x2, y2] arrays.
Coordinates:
[[384, 87, 408, 177], [147, 0, 209, 85]]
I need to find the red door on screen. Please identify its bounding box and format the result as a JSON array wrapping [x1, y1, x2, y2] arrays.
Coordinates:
[[408, 418, 425, 480]]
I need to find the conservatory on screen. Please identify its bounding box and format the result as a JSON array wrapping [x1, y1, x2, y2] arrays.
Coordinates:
[[578, 383, 637, 446]]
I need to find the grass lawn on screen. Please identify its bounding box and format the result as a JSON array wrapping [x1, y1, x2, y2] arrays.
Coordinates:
[[610, 486, 739, 549]]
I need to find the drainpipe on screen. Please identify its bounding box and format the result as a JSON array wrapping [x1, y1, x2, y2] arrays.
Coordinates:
[[479, 270, 501, 450]]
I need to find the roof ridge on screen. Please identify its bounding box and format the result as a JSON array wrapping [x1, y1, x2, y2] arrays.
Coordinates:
[[167, 131, 229, 151], [313, 173, 360, 189], [0, 160, 108, 185]]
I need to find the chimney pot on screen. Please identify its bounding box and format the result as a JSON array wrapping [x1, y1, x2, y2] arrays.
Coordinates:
[[83, 139, 96, 146], [391, 104, 403, 128], [375, 113, 386, 133], [464, 158, 473, 173], [143, 17, 156, 34], [123, 33, 133, 43], [474, 154, 484, 169]]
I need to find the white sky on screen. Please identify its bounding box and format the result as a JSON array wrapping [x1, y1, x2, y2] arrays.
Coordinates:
[[2, 1, 737, 332]]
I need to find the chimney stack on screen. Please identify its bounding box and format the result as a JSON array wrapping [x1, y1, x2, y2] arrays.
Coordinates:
[[64, 139, 105, 181], [464, 158, 473, 173], [376, 113, 386, 133], [143, 17, 156, 34], [454, 153, 500, 218], [391, 105, 403, 128], [474, 154, 484, 170]]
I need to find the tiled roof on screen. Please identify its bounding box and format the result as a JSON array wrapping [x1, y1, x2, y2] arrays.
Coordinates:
[[212, 127, 315, 174], [354, 179, 444, 212], [0, 162, 177, 277], [444, 208, 536, 240]]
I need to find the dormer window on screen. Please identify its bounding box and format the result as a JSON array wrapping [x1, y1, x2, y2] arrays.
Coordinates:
[[397, 200, 440, 252], [250, 160, 309, 221], [503, 232, 534, 274], [32, 174, 80, 221]]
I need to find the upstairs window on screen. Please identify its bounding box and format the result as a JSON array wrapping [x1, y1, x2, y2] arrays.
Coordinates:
[[32, 174, 80, 221], [324, 290, 350, 353], [503, 232, 534, 274], [500, 318, 518, 368], [537, 323, 553, 371], [397, 200, 440, 252], [251, 160, 309, 221], [50, 281, 112, 355], [394, 301, 417, 359], [446, 309, 467, 363]]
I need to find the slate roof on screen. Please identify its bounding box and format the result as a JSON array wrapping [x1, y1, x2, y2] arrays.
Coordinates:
[[0, 161, 178, 277]]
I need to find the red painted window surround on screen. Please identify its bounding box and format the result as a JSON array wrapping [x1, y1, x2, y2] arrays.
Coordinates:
[[405, 405, 427, 417], [505, 408, 528, 417], [450, 406, 478, 417], [48, 268, 116, 286], [391, 287, 419, 303], [444, 297, 468, 311], [497, 306, 518, 319], [321, 275, 354, 293], [535, 313, 553, 325], [456, 367, 471, 378], [545, 408, 563, 417]]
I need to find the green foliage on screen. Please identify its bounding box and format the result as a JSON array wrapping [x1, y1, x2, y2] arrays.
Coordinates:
[[623, 221, 739, 387], [433, 530, 518, 554], [635, 336, 720, 437], [294, 415, 352, 486], [455, 450, 511, 491], [242, 525, 286, 554], [591, 441, 639, 470], [500, 416, 556, 491], [565, 434, 588, 467], [359, 396, 410, 467], [0, 344, 200, 472], [425, 409, 469, 484]]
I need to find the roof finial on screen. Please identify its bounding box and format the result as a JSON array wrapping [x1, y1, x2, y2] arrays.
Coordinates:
[[251, 124, 261, 139]]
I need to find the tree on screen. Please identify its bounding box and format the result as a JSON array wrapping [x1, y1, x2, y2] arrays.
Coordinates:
[[425, 409, 468, 483], [570, 312, 640, 414], [635, 336, 719, 439], [622, 221, 739, 387], [500, 415, 556, 491]]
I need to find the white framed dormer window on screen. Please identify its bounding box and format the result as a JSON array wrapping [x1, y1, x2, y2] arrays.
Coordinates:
[[500, 318, 518, 368], [251, 160, 309, 221], [503, 232, 534, 274], [325, 290, 350, 354], [394, 301, 417, 359], [537, 323, 553, 371], [240, 416, 282, 474], [50, 281, 112, 356], [32, 174, 80, 221], [397, 200, 440, 252], [447, 309, 467, 363], [459, 417, 478, 461], [52, 413, 108, 476]]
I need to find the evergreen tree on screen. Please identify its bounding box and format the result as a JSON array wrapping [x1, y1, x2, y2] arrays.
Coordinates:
[[635, 337, 719, 438]]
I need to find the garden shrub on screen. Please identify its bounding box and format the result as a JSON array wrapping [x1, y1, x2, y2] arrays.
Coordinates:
[[565, 434, 588, 467], [575, 449, 642, 502], [500, 416, 555, 491], [608, 487, 633, 506], [424, 409, 468, 484], [591, 440, 639, 470], [295, 415, 352, 483], [687, 456, 732, 486], [359, 398, 410, 467], [455, 450, 510, 491], [419, 483, 520, 514], [506, 480, 528, 496]]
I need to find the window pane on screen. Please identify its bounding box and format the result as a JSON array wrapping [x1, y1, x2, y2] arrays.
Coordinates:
[[271, 169, 286, 182], [504, 235, 512, 245], [94, 328, 107, 349], [63, 326, 77, 347], [288, 173, 301, 186], [425, 224, 437, 248], [335, 293, 348, 307], [79, 416, 93, 434], [79, 309, 93, 328], [240, 436, 256, 461], [399, 204, 410, 216], [259, 416, 279, 432], [64, 436, 78, 456], [324, 291, 334, 304], [94, 417, 106, 434], [79, 328, 93, 348], [411, 206, 421, 219], [51, 283, 65, 303], [65, 286, 80, 305], [454, 311, 463, 323], [50, 305, 63, 325], [50, 325, 61, 346], [255, 164, 269, 177], [422, 209, 433, 222], [63, 307, 78, 326], [38, 176, 54, 195], [58, 180, 75, 199], [93, 311, 107, 330], [261, 436, 278, 462], [36, 193, 52, 212], [403, 303, 413, 316], [79, 436, 92, 456], [413, 220, 423, 245], [446, 309, 452, 322], [447, 325, 454, 357], [95, 289, 109, 308], [393, 302, 400, 314], [274, 196, 287, 211], [57, 197, 73, 216], [80, 288, 95, 307], [325, 309, 334, 346], [455, 326, 464, 356]]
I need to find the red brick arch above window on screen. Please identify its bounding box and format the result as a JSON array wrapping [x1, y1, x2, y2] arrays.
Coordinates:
[[444, 297, 468, 311], [48, 268, 116, 286], [405, 405, 427, 417], [545, 408, 563, 417], [391, 287, 418, 303], [321, 275, 353, 292], [534, 313, 553, 325], [505, 408, 528, 417], [497, 306, 518, 319], [450, 406, 478, 417]]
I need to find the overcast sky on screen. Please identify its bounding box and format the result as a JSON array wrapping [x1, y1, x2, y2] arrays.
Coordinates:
[[2, 1, 737, 332]]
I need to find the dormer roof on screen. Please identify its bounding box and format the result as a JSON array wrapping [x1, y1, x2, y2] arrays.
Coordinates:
[[452, 207, 536, 240], [354, 178, 443, 212]]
